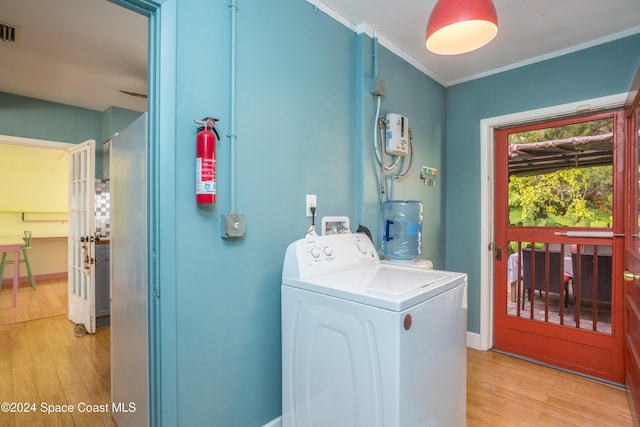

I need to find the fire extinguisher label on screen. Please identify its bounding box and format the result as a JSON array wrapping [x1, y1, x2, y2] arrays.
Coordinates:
[[196, 157, 216, 194]]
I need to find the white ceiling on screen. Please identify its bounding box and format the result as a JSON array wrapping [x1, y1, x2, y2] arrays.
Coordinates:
[[0, 0, 639, 113], [319, 0, 640, 85], [0, 0, 147, 112]]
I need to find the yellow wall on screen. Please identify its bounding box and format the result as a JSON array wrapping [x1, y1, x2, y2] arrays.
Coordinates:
[[0, 144, 68, 280], [0, 144, 68, 212], [0, 144, 68, 236]]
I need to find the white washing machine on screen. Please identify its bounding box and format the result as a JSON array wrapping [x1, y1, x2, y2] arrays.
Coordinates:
[[282, 233, 467, 427]]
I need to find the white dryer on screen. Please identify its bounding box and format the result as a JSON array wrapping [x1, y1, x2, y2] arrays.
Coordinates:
[[282, 233, 467, 427]]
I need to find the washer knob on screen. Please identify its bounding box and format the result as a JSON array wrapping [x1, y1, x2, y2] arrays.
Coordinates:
[[310, 247, 321, 258], [323, 246, 333, 257], [356, 240, 369, 254]]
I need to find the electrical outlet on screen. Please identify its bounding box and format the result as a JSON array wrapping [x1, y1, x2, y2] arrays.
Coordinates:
[[306, 194, 317, 217]]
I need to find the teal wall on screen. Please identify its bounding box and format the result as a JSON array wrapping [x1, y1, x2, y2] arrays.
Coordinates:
[[445, 33, 640, 334], [0, 92, 142, 178], [101, 106, 143, 177], [102, 106, 142, 143], [165, 0, 446, 425], [357, 36, 447, 267], [0, 92, 102, 143]]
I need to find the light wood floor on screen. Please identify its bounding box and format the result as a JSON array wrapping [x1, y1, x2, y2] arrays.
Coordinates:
[[0, 280, 634, 426], [467, 348, 635, 426], [0, 314, 115, 426], [0, 279, 67, 326]]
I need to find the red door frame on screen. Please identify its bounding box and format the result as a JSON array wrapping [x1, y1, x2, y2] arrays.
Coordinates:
[[493, 110, 626, 383]]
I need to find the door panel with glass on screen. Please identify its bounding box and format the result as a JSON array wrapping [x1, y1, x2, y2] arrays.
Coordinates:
[[494, 111, 626, 383], [67, 139, 96, 334]]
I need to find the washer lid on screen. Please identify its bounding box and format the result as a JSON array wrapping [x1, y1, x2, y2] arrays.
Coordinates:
[[283, 264, 467, 311]]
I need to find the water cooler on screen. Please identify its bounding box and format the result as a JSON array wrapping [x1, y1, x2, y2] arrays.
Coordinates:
[[381, 200, 432, 269]]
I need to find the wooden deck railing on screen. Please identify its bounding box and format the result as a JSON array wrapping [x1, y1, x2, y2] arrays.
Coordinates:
[[507, 240, 612, 333]]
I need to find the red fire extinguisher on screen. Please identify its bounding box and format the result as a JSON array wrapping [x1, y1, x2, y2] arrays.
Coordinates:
[[195, 118, 220, 204]]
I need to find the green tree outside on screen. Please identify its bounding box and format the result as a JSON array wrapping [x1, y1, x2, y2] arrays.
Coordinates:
[[508, 119, 613, 228], [508, 166, 612, 227]]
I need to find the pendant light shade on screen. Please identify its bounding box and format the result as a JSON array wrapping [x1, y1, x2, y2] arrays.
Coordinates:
[[425, 0, 498, 55]]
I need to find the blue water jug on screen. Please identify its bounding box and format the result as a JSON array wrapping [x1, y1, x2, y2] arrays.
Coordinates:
[[382, 200, 423, 260]]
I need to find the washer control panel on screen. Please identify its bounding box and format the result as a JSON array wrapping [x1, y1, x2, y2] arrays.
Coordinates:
[[283, 234, 379, 280]]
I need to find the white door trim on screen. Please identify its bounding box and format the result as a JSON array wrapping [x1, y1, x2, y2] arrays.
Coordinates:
[[0, 134, 74, 150]]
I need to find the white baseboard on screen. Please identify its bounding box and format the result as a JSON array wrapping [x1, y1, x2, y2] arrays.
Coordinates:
[[466, 331, 483, 350], [263, 416, 282, 427]]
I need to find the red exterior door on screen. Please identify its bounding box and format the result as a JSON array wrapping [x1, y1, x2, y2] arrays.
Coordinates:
[[493, 110, 626, 383], [623, 66, 640, 418]]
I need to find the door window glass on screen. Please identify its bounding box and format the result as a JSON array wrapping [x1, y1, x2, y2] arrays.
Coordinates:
[[508, 118, 613, 228]]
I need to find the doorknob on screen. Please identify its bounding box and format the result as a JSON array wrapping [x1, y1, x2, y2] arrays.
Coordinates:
[[624, 271, 640, 282]]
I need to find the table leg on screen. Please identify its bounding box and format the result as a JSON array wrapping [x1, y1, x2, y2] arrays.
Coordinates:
[[12, 248, 19, 307]]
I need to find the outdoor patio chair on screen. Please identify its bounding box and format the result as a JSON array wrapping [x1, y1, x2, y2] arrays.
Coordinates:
[[522, 247, 570, 309], [571, 245, 612, 304]]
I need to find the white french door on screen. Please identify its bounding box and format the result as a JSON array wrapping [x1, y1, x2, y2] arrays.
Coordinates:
[[67, 139, 96, 334]]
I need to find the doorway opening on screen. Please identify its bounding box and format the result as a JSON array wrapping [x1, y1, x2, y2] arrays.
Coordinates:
[[0, 0, 151, 424], [493, 109, 626, 383], [504, 116, 614, 333], [0, 137, 72, 325]]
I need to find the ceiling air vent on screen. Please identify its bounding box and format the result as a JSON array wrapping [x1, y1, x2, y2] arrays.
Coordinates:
[[0, 21, 20, 42]]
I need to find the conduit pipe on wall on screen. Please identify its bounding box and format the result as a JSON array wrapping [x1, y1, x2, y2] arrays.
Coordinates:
[[372, 30, 385, 196], [219, 0, 245, 239], [371, 31, 399, 201], [372, 29, 378, 81], [228, 0, 238, 213]]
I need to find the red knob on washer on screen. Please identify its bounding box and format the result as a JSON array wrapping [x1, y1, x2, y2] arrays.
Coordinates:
[[404, 314, 412, 330]]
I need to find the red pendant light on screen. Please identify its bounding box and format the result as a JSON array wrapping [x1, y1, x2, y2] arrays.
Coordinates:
[[425, 0, 498, 55]]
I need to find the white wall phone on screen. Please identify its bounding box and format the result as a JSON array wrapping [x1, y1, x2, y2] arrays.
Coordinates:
[[385, 113, 409, 156]]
